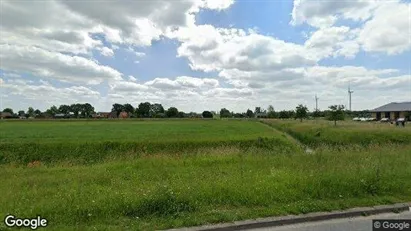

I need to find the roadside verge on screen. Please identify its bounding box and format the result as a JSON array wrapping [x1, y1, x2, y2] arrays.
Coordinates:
[[167, 203, 411, 231]]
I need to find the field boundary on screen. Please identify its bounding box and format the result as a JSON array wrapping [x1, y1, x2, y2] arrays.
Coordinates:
[[259, 120, 314, 153], [168, 203, 411, 231]]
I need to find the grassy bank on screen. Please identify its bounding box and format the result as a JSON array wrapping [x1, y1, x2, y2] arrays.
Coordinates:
[[261, 119, 411, 148], [1, 144, 411, 230]]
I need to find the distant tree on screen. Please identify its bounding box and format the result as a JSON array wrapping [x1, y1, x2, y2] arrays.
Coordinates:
[[70, 104, 82, 117], [18, 110, 25, 116], [34, 109, 42, 116], [2, 108, 14, 114], [150, 103, 165, 116], [202, 111, 213, 118], [59, 105, 71, 114], [82, 103, 95, 118], [111, 103, 125, 117], [123, 103, 135, 116], [220, 108, 231, 118], [312, 109, 321, 118], [295, 104, 309, 122], [233, 113, 244, 118], [136, 102, 151, 118], [27, 107, 35, 117], [405, 112, 411, 121], [177, 111, 185, 118], [267, 105, 276, 118], [246, 109, 254, 118], [279, 110, 289, 119], [254, 107, 261, 115], [327, 105, 345, 126], [166, 107, 179, 118]]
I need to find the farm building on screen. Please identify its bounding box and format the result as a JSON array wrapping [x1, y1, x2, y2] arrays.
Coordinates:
[[0, 112, 13, 119], [370, 102, 411, 121]]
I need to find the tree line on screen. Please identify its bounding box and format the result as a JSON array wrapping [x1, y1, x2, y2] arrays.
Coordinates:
[[1, 102, 361, 125]]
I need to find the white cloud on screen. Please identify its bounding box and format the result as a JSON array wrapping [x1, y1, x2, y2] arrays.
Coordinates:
[[291, 0, 410, 55], [201, 0, 235, 10], [358, 1, 411, 55], [128, 75, 137, 82], [291, 0, 381, 28], [304, 26, 360, 59], [0, 44, 122, 85], [170, 25, 317, 73], [98, 47, 114, 57], [1, 78, 101, 109]]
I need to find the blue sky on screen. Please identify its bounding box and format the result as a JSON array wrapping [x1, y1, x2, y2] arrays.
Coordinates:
[[1, 0, 410, 113]]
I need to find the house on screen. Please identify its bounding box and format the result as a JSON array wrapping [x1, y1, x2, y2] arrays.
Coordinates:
[[370, 102, 411, 121], [255, 112, 268, 118], [54, 113, 67, 119], [0, 112, 12, 119], [119, 111, 128, 119], [94, 112, 111, 118]]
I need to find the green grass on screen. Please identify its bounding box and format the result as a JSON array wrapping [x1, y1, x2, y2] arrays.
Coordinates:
[[0, 120, 298, 165], [0, 120, 275, 143], [1, 119, 411, 230], [1, 144, 410, 230], [261, 119, 411, 148]]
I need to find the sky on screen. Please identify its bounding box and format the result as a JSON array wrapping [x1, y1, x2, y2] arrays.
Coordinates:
[[0, 0, 410, 113]]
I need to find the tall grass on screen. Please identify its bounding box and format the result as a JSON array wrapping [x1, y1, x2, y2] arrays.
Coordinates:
[[1, 144, 410, 230], [261, 119, 411, 148], [0, 137, 300, 165]]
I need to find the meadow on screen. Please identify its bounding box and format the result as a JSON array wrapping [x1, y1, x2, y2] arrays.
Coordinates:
[[261, 119, 411, 148], [1, 119, 410, 230]]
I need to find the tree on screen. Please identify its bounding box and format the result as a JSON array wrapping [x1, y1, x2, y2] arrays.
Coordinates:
[[82, 103, 95, 118], [3, 108, 14, 114], [27, 107, 35, 117], [279, 110, 289, 119], [220, 108, 231, 118], [233, 113, 244, 118], [59, 105, 71, 114], [70, 104, 82, 117], [18, 110, 25, 116], [202, 111, 213, 118], [255, 107, 261, 115], [166, 107, 179, 118], [111, 103, 125, 117], [150, 103, 165, 116], [295, 104, 308, 122], [327, 105, 345, 126], [177, 111, 185, 118], [267, 105, 276, 118], [246, 109, 254, 118], [45, 105, 58, 116], [136, 102, 151, 118], [34, 109, 42, 116], [123, 103, 135, 116]]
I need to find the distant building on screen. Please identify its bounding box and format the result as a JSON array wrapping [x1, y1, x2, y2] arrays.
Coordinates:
[[370, 102, 411, 121], [54, 113, 67, 119], [0, 112, 12, 119], [119, 111, 128, 119]]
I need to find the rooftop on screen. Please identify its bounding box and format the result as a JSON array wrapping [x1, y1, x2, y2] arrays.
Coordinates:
[[370, 102, 411, 112]]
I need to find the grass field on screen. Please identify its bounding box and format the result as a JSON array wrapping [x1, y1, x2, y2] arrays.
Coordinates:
[[1, 119, 411, 230], [0, 120, 298, 165], [261, 119, 411, 148]]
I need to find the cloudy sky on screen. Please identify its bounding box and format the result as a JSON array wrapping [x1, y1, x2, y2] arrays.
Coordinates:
[[0, 0, 410, 113]]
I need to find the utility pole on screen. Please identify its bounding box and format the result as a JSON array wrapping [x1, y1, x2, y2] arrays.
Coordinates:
[[348, 83, 354, 111], [315, 94, 319, 112]]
